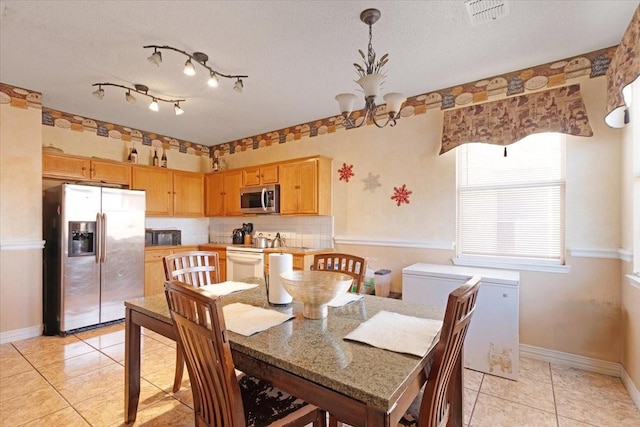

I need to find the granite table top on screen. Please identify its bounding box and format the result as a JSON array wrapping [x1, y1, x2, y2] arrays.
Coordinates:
[[125, 279, 444, 411]]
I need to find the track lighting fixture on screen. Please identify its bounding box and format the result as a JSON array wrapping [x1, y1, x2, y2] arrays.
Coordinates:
[[148, 98, 159, 112], [207, 72, 219, 88], [233, 78, 244, 93], [92, 83, 186, 115], [183, 59, 196, 76], [147, 48, 162, 66], [125, 90, 137, 104], [143, 45, 248, 92], [92, 87, 105, 100]]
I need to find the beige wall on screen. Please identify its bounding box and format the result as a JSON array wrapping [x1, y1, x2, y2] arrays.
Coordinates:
[[224, 76, 624, 362], [44, 126, 207, 173], [0, 99, 43, 337], [620, 80, 640, 387]]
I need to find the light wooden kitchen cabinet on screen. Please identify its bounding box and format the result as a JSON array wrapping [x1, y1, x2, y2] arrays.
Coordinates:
[[279, 156, 332, 215], [131, 166, 203, 217], [173, 171, 205, 217], [198, 244, 227, 281], [205, 170, 243, 216], [43, 152, 130, 185], [242, 164, 279, 187], [144, 245, 199, 296]]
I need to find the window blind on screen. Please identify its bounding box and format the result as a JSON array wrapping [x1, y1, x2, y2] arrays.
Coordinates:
[[457, 134, 565, 263]]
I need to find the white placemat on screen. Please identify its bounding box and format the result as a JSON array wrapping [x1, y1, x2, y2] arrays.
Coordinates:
[[200, 281, 258, 296], [223, 303, 294, 336], [344, 311, 442, 357], [328, 293, 364, 307]]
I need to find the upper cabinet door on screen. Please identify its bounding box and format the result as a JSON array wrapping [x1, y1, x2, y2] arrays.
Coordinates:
[[173, 171, 204, 217], [43, 153, 91, 180], [131, 166, 173, 216], [223, 170, 243, 216], [90, 160, 130, 185], [242, 164, 279, 187], [205, 172, 225, 217]]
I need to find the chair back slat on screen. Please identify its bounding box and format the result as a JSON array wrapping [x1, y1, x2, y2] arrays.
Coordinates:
[[164, 251, 220, 287], [165, 280, 246, 426], [311, 253, 367, 293], [418, 276, 481, 427]]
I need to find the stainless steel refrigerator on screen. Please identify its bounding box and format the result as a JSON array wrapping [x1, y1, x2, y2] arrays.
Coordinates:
[[43, 183, 146, 335]]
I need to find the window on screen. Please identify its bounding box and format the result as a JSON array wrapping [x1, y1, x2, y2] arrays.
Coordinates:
[[456, 134, 565, 269]]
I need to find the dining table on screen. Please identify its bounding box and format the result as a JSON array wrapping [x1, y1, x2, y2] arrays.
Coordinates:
[[123, 278, 464, 427]]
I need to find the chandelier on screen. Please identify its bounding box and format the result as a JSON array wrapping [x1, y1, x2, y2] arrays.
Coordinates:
[[92, 83, 186, 115], [335, 8, 406, 129], [144, 45, 248, 92]]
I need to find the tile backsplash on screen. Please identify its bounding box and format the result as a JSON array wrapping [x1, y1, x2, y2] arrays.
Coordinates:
[[145, 217, 210, 245], [209, 216, 334, 249], [145, 216, 334, 249]]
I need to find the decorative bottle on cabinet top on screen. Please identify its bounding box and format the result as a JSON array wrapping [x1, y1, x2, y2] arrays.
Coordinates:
[[152, 150, 159, 167], [161, 149, 168, 168]]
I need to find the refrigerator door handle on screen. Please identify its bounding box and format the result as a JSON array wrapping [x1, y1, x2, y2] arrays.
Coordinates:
[[101, 213, 107, 263], [95, 213, 101, 264]]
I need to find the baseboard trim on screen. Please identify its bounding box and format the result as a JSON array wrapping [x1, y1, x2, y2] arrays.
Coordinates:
[[0, 325, 42, 344], [519, 343, 621, 377], [621, 367, 640, 410]]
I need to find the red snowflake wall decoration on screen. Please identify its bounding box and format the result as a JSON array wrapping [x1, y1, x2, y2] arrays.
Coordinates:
[[338, 163, 354, 182], [391, 184, 412, 206]]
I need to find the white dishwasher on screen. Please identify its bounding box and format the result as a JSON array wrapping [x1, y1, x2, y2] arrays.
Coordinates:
[[402, 263, 520, 380]]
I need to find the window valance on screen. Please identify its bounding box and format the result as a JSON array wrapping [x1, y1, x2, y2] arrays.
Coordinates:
[[440, 84, 593, 155], [604, 4, 639, 128]]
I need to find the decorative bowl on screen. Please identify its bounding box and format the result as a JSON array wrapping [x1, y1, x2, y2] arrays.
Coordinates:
[[279, 270, 353, 319]]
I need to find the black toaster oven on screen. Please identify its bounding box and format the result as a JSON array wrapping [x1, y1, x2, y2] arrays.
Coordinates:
[[145, 229, 181, 246]]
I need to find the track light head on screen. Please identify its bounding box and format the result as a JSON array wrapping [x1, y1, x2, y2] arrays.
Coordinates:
[[233, 78, 244, 93], [183, 59, 196, 76], [93, 86, 105, 100], [174, 103, 184, 115], [207, 72, 219, 88], [147, 49, 162, 66], [149, 98, 159, 112], [125, 90, 137, 104]]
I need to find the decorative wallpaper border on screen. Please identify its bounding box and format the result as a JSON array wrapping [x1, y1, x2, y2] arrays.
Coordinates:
[[40, 107, 210, 157], [211, 46, 616, 157], [1, 46, 616, 159], [0, 82, 209, 158], [0, 83, 42, 109]]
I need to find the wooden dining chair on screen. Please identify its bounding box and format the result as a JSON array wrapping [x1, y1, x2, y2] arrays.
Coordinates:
[[328, 276, 481, 427], [163, 251, 221, 392], [311, 253, 367, 293], [163, 250, 221, 286], [164, 280, 327, 427]]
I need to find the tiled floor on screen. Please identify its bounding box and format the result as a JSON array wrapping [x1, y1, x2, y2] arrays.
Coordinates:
[[1, 322, 639, 426]]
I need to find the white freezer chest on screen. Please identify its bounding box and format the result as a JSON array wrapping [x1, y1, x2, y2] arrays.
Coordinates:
[[402, 263, 520, 380]]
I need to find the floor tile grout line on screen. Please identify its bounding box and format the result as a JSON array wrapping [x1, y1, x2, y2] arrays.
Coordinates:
[[466, 372, 483, 424], [8, 342, 94, 427], [549, 361, 560, 427]]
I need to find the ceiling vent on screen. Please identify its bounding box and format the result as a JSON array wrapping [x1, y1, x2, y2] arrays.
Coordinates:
[[465, 0, 509, 25]]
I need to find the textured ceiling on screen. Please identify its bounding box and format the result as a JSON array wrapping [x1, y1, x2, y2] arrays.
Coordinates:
[[0, 1, 638, 147]]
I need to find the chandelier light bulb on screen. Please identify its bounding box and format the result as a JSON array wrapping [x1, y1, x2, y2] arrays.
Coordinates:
[[207, 72, 219, 88], [92, 87, 105, 100], [183, 59, 196, 76], [233, 78, 244, 93], [174, 103, 184, 115], [149, 98, 159, 112], [147, 49, 162, 66], [125, 90, 137, 104]]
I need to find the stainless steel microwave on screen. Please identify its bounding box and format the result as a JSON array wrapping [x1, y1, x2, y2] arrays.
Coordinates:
[[240, 184, 280, 214]]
